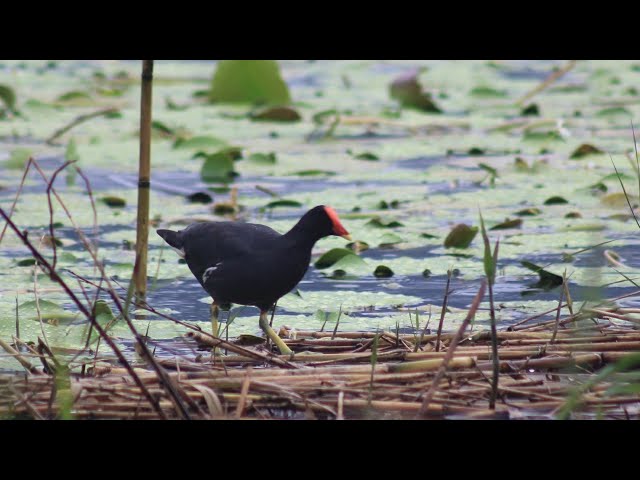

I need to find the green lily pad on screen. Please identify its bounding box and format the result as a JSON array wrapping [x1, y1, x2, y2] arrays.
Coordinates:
[[186, 192, 214, 204], [470, 86, 507, 98], [374, 265, 394, 278], [544, 196, 569, 205], [354, 152, 379, 161], [56, 90, 93, 105], [378, 232, 404, 247], [444, 224, 478, 249], [346, 241, 369, 252], [596, 107, 631, 118], [0, 84, 17, 112], [489, 218, 522, 230], [290, 170, 337, 177], [209, 60, 291, 105], [200, 151, 238, 183], [263, 199, 303, 209], [173, 135, 227, 150], [521, 261, 563, 290], [601, 192, 639, 208], [16, 258, 37, 267], [570, 143, 604, 159], [366, 218, 404, 229], [314, 248, 365, 269], [18, 299, 80, 324], [250, 106, 301, 122], [389, 70, 441, 113], [515, 208, 542, 216], [151, 120, 176, 138], [248, 152, 277, 164], [7, 148, 32, 169], [101, 196, 126, 208], [521, 103, 539, 116]]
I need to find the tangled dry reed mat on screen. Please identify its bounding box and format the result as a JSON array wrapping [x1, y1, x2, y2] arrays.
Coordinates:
[[2, 287, 640, 420]]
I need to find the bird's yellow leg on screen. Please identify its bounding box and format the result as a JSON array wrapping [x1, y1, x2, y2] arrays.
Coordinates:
[[210, 302, 220, 356], [210, 302, 220, 337], [259, 310, 292, 356]]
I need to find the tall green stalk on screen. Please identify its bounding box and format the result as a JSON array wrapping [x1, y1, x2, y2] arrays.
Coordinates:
[[480, 211, 500, 409]]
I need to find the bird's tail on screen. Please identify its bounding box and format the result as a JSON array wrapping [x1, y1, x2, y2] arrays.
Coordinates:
[[156, 229, 182, 249]]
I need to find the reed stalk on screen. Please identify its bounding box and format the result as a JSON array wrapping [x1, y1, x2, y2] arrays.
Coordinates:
[[134, 60, 154, 302]]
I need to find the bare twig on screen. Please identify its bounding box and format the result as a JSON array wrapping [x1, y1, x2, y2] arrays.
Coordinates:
[[46, 107, 119, 145], [435, 270, 452, 352], [516, 60, 577, 106]]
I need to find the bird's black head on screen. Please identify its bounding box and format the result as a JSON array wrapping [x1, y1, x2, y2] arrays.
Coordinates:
[[287, 205, 351, 243]]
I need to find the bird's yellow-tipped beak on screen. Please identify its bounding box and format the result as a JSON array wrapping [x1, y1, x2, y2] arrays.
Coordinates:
[[341, 234, 352, 241]]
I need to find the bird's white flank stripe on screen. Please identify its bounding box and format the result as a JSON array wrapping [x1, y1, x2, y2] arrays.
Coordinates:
[[202, 263, 221, 284], [171, 247, 186, 258]]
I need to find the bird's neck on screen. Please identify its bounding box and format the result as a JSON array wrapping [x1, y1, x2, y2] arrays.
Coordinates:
[[282, 221, 323, 251]]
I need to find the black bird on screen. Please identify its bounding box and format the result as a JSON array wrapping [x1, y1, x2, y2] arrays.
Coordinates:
[[156, 205, 351, 354]]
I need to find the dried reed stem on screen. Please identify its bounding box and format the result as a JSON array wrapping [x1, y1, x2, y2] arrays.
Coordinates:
[[134, 60, 154, 302]]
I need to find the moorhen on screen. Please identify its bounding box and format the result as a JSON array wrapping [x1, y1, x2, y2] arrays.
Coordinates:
[[156, 205, 351, 355]]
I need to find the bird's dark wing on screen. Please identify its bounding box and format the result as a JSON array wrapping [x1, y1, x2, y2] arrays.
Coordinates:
[[179, 221, 282, 284]]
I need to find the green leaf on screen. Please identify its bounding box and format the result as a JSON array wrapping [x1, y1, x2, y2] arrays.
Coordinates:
[[489, 218, 522, 230], [478, 163, 498, 176], [16, 258, 37, 267], [65, 139, 79, 186], [0, 84, 17, 112], [601, 192, 638, 208], [389, 71, 441, 113], [7, 148, 32, 169], [544, 196, 569, 205], [290, 169, 337, 177], [570, 143, 604, 159], [378, 232, 404, 247], [479, 212, 495, 285], [354, 152, 379, 161], [101, 196, 126, 208], [151, 120, 176, 138], [515, 207, 542, 216], [18, 299, 80, 324], [596, 107, 631, 118], [314, 248, 366, 269], [521, 261, 564, 290], [373, 265, 394, 278], [263, 199, 302, 209], [209, 60, 291, 105], [56, 90, 94, 106], [200, 152, 237, 183], [366, 218, 404, 229], [346, 240, 369, 252], [470, 86, 507, 98], [173, 135, 228, 150], [248, 152, 277, 164], [312, 109, 339, 125], [521, 103, 539, 116], [187, 192, 213, 204], [600, 172, 635, 182], [444, 224, 478, 249], [65, 138, 79, 162], [250, 105, 301, 122]]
